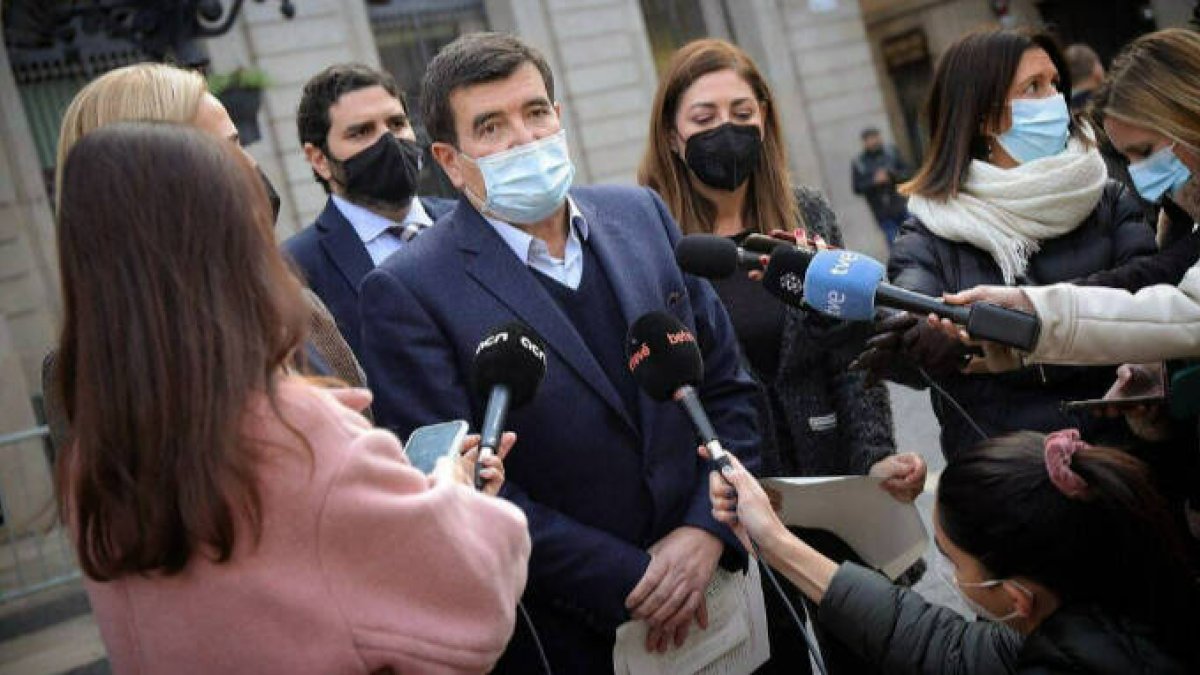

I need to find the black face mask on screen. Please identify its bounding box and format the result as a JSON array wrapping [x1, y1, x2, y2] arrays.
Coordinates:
[[683, 122, 762, 191], [329, 133, 422, 210], [257, 166, 281, 225]]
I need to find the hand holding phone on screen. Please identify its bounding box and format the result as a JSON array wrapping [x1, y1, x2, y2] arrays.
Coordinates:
[[1060, 363, 1167, 421], [404, 420, 469, 475]]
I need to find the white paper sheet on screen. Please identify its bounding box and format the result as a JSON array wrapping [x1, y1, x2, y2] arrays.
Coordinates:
[[762, 475, 928, 579], [613, 563, 770, 675]]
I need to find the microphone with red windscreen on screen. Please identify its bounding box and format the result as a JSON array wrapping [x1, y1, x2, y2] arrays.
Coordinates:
[[625, 311, 733, 471]]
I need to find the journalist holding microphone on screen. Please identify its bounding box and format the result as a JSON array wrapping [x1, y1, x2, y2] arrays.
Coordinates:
[[705, 432, 1199, 673], [858, 29, 1157, 459], [945, 29, 1200, 366], [54, 123, 529, 673]]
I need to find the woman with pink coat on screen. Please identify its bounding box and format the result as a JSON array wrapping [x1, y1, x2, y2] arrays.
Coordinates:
[[53, 121, 530, 674]]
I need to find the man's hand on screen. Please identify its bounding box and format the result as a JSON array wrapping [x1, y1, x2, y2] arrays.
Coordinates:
[[869, 452, 927, 503], [625, 526, 723, 652]]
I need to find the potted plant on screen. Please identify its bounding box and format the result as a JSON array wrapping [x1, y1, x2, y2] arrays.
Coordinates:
[[207, 67, 270, 144]]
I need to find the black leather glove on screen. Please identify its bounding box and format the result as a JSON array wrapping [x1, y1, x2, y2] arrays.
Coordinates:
[[850, 312, 918, 387], [851, 311, 969, 386], [900, 318, 972, 378]]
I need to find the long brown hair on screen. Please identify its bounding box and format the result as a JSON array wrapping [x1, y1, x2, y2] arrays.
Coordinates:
[[903, 30, 1081, 200], [638, 38, 800, 234], [55, 122, 309, 581]]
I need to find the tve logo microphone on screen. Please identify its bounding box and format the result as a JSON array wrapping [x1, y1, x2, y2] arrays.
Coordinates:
[[802, 249, 886, 321]]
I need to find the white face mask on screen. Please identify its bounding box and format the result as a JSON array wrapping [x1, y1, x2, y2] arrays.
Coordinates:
[[934, 553, 1032, 623]]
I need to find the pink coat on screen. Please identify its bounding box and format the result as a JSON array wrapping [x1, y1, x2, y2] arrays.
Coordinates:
[[83, 378, 530, 674]]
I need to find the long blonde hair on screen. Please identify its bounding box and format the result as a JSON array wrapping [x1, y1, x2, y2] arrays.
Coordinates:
[[55, 63, 207, 205], [1098, 28, 1200, 151], [637, 39, 801, 235]]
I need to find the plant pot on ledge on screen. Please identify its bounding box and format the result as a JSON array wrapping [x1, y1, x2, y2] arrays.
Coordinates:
[[208, 67, 270, 145]]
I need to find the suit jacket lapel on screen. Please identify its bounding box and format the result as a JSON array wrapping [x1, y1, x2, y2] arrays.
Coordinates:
[[317, 201, 374, 296], [453, 196, 639, 437]]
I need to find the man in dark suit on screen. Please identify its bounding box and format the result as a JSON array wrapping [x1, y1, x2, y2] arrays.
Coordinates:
[[284, 64, 453, 359], [359, 33, 761, 673]]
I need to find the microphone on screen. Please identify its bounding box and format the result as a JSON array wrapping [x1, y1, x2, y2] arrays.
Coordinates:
[[799, 249, 1041, 351], [625, 311, 733, 471], [470, 322, 548, 489], [675, 234, 764, 278], [760, 247, 816, 308]]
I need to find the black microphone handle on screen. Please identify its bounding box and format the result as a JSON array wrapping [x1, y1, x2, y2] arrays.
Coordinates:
[[735, 248, 766, 271], [874, 283, 972, 323], [673, 384, 733, 472], [875, 284, 1040, 351], [476, 384, 511, 490]]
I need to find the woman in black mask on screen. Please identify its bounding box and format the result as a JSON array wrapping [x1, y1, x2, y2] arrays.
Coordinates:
[[638, 38, 922, 674]]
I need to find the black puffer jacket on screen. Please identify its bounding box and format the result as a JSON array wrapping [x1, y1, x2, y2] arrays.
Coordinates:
[[889, 180, 1156, 458], [818, 562, 1192, 675]]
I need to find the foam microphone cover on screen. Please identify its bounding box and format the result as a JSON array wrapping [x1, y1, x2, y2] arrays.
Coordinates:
[[625, 311, 704, 401], [761, 247, 815, 308], [471, 322, 548, 408], [674, 235, 739, 278], [801, 249, 886, 321]]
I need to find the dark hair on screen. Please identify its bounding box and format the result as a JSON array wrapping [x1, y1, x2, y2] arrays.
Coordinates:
[[903, 30, 1079, 200], [861, 127, 881, 140], [938, 432, 1198, 656], [296, 63, 405, 192], [420, 32, 555, 146], [55, 122, 310, 581], [1064, 43, 1101, 84]]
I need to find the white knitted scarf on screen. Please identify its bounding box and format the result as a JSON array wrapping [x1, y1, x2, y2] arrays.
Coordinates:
[[906, 132, 1108, 284]]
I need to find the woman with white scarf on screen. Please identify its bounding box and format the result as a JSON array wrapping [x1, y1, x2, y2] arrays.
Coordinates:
[[857, 30, 1156, 460]]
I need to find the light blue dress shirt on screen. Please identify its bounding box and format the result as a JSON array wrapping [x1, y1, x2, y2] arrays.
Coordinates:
[[331, 195, 433, 267], [485, 198, 589, 289]]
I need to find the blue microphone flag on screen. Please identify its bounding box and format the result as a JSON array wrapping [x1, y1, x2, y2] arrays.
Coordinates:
[[802, 249, 886, 321]]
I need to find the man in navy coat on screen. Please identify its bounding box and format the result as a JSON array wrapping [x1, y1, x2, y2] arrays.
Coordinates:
[[359, 34, 761, 673], [284, 64, 453, 359]]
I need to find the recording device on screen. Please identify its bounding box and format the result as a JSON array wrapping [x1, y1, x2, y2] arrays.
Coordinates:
[[674, 232, 816, 280], [404, 420, 469, 474], [764, 248, 1042, 351], [674, 234, 765, 278], [760, 247, 817, 307], [470, 322, 548, 490], [1061, 364, 1168, 413], [625, 311, 733, 471], [741, 232, 798, 254]]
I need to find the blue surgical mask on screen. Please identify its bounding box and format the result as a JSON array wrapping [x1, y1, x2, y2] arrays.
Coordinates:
[[463, 130, 575, 224], [996, 94, 1071, 164], [1129, 143, 1192, 203]]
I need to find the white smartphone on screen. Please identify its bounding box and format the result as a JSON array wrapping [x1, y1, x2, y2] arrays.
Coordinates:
[[403, 420, 469, 474]]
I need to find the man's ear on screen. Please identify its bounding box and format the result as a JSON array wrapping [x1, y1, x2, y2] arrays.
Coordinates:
[[431, 141, 465, 189], [303, 142, 333, 184]]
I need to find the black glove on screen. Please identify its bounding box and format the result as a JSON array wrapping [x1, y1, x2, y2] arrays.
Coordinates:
[[850, 312, 918, 387], [852, 312, 969, 386]]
